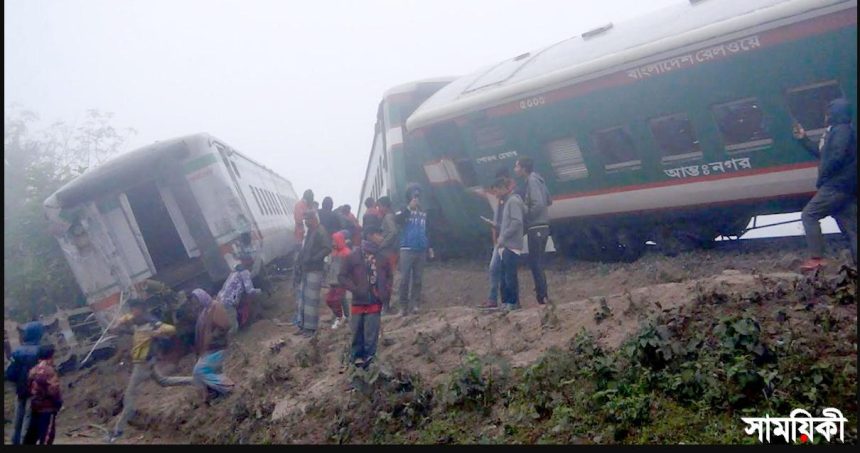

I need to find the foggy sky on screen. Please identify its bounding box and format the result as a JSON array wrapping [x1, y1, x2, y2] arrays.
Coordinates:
[[5, 0, 683, 209]]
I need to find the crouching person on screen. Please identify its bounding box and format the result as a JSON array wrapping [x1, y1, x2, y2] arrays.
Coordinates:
[[24, 345, 62, 445], [190, 289, 236, 401], [338, 225, 386, 369], [151, 289, 236, 402]]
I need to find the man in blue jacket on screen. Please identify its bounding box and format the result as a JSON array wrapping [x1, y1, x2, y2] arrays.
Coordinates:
[[793, 98, 857, 271], [5, 321, 45, 444], [396, 185, 434, 316]]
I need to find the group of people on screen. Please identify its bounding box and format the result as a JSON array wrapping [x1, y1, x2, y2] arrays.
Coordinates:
[[93, 264, 261, 443], [6, 322, 62, 445], [4, 98, 854, 445], [289, 184, 434, 369], [477, 157, 553, 311]]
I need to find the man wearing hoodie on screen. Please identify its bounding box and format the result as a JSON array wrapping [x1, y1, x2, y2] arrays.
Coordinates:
[[514, 157, 552, 306], [325, 230, 351, 329], [5, 321, 44, 444], [338, 225, 387, 368], [793, 98, 857, 271]]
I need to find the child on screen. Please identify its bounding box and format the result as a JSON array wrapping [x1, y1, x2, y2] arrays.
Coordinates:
[[24, 344, 62, 445], [325, 230, 352, 329]]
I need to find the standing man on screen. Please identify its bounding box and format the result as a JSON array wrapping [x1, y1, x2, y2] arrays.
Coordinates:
[[793, 98, 857, 270], [494, 176, 525, 310], [295, 210, 332, 337], [23, 345, 62, 445], [362, 197, 382, 234], [337, 205, 363, 246], [396, 185, 434, 316], [478, 177, 516, 310], [376, 196, 399, 314], [107, 298, 179, 443], [514, 157, 552, 305], [5, 321, 44, 444], [293, 189, 314, 243], [338, 225, 386, 369], [319, 196, 345, 236]]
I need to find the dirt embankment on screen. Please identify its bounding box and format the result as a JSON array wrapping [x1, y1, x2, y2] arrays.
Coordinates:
[[4, 240, 855, 444]]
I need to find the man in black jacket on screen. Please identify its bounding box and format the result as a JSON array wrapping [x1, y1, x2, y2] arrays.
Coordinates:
[[338, 225, 387, 368], [793, 97, 857, 271], [318, 196, 345, 236]]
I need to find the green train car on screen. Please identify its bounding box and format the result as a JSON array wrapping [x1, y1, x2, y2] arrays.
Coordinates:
[[360, 0, 857, 261]]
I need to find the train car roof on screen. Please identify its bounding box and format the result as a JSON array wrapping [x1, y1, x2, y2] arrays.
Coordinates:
[[406, 0, 853, 131], [383, 77, 458, 99], [46, 132, 293, 208]]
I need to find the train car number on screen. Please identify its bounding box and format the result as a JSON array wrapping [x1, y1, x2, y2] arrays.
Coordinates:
[[519, 96, 546, 110]]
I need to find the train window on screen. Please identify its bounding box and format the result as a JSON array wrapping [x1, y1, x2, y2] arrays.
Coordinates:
[[268, 191, 278, 215], [785, 81, 843, 139], [268, 190, 282, 215], [545, 137, 589, 181], [649, 113, 703, 164], [711, 98, 773, 153], [264, 190, 277, 215], [276, 193, 285, 216], [263, 189, 274, 216], [592, 126, 641, 172], [249, 186, 264, 215], [426, 122, 467, 160], [278, 194, 288, 216], [455, 159, 480, 187], [259, 187, 271, 216], [473, 123, 506, 150]]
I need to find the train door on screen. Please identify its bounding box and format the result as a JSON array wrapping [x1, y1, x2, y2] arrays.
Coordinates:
[[124, 180, 197, 278]]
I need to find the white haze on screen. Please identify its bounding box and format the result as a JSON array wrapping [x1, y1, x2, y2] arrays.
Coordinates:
[[4, 0, 838, 236]]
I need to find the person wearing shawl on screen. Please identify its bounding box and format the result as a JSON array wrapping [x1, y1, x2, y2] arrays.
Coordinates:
[[146, 289, 235, 403]]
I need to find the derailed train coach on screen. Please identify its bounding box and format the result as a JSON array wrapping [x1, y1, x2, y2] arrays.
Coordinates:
[[404, 0, 857, 261], [44, 133, 300, 327]]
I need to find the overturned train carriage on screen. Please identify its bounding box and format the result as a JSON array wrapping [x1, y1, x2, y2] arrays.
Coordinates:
[[44, 133, 299, 329], [405, 0, 858, 261]]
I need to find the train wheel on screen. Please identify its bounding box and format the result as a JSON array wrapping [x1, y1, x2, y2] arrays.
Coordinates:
[[658, 224, 718, 256], [613, 228, 646, 262]]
